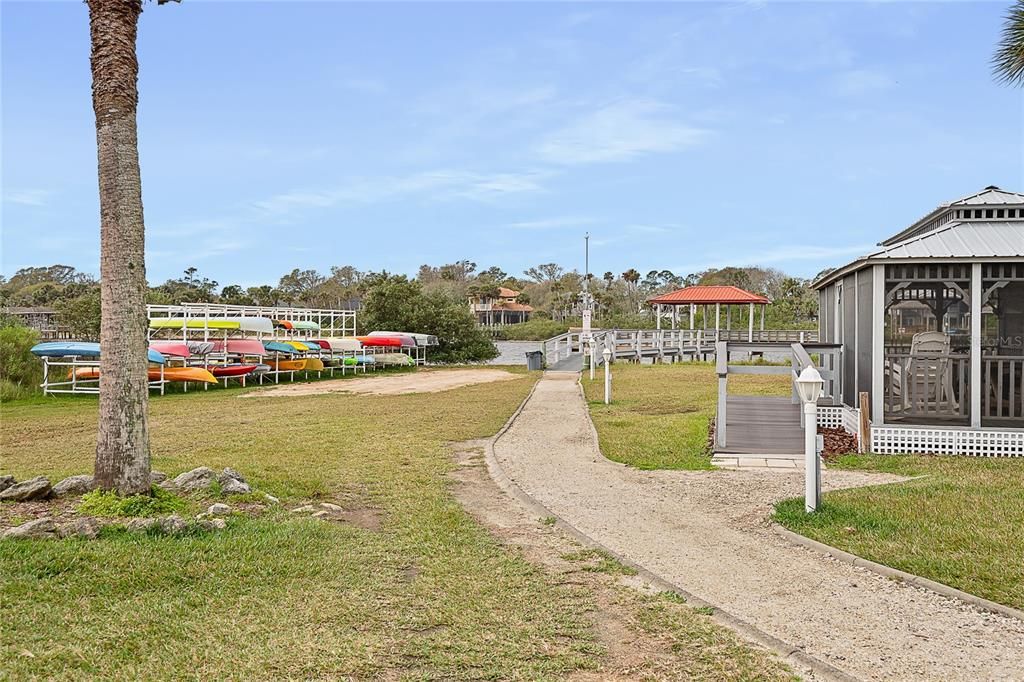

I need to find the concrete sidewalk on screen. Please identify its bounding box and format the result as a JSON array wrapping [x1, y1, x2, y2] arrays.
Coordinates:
[[492, 372, 1024, 681]]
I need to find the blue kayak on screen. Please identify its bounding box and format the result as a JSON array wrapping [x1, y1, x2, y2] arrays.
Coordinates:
[[262, 341, 298, 355], [31, 341, 166, 365]]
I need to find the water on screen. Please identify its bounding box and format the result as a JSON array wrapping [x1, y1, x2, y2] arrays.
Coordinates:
[[488, 341, 542, 365]]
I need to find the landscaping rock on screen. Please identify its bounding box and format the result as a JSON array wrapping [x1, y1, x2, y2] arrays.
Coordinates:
[[207, 503, 231, 516], [126, 518, 158, 533], [2, 518, 57, 540], [0, 476, 51, 502], [263, 493, 280, 504], [311, 510, 331, 519], [51, 475, 95, 498], [157, 515, 188, 534], [218, 468, 252, 495], [220, 478, 251, 495], [171, 467, 216, 492], [0, 475, 15, 493], [198, 518, 227, 531], [291, 505, 314, 514], [319, 502, 344, 512], [150, 470, 167, 484], [58, 517, 101, 540]]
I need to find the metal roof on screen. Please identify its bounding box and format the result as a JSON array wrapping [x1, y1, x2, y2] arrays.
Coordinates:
[[814, 221, 1024, 288], [951, 187, 1024, 205], [648, 285, 770, 305], [883, 186, 1024, 245], [868, 221, 1023, 259]]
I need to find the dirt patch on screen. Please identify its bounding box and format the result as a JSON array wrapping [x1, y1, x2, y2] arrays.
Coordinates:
[[0, 497, 80, 529], [241, 369, 519, 398], [448, 439, 790, 680]]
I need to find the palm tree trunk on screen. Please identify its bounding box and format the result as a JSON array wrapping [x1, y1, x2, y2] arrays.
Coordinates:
[[88, 0, 151, 494]]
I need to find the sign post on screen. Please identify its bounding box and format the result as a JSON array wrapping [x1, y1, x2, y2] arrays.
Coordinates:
[[603, 348, 611, 404]]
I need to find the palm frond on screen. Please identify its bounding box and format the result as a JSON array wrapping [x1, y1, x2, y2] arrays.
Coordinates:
[[993, 0, 1024, 86]]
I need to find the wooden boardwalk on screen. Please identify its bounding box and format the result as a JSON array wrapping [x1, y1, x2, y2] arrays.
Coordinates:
[[715, 396, 804, 455]]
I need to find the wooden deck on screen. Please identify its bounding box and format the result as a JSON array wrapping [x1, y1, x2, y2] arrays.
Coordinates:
[[715, 396, 804, 455]]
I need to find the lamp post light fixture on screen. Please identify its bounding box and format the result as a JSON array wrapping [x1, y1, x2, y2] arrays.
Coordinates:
[[603, 348, 612, 404], [795, 366, 824, 513]]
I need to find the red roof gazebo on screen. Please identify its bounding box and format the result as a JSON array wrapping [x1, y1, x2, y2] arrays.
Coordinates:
[[647, 285, 770, 340]]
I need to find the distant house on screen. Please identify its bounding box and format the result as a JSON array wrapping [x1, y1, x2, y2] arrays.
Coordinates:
[[814, 185, 1024, 454], [2, 306, 69, 339], [469, 286, 533, 326]]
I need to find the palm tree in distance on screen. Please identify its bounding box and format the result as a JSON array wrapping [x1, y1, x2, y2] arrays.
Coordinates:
[[993, 0, 1024, 85]]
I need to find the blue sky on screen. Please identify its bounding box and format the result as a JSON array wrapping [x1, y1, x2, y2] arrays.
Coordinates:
[[3, 1, 1022, 287]]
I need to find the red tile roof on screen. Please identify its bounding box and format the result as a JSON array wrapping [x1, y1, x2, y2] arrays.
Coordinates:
[[647, 285, 769, 305], [498, 287, 520, 298]]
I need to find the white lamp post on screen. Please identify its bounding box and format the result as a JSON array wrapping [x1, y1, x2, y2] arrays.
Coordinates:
[[603, 348, 612, 404], [590, 341, 596, 380], [795, 366, 824, 513]]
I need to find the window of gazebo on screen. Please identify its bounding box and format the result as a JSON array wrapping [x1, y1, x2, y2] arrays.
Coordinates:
[[882, 262, 1023, 427]]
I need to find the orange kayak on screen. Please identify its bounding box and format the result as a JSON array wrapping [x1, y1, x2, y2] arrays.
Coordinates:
[[264, 359, 307, 371], [72, 367, 218, 384]]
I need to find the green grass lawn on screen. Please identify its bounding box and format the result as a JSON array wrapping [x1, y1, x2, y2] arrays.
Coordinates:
[[1, 369, 792, 680], [581, 362, 790, 469], [774, 454, 1024, 611]]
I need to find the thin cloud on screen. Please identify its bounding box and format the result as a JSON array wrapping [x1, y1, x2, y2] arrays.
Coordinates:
[[833, 69, 896, 97], [537, 99, 710, 165], [253, 169, 551, 215], [3, 188, 51, 207], [508, 216, 597, 230]]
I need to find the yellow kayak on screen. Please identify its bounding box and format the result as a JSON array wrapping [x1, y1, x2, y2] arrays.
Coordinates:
[[73, 367, 218, 384], [265, 359, 307, 371]]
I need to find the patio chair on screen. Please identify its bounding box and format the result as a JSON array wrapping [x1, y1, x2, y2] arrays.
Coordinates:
[[906, 331, 958, 413]]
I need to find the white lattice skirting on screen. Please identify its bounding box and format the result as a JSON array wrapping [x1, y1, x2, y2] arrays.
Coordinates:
[[871, 426, 1024, 457], [817, 405, 860, 434]]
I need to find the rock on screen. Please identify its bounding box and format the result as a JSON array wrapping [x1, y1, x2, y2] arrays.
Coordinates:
[[263, 493, 280, 504], [158, 479, 178, 490], [220, 478, 251, 495], [126, 518, 158, 533], [150, 470, 167, 484], [51, 475, 95, 498], [58, 517, 101, 540], [0, 476, 51, 502], [198, 518, 227, 531], [207, 503, 231, 516], [291, 505, 314, 514], [157, 515, 188, 534], [319, 502, 344, 512], [311, 510, 331, 519], [220, 467, 246, 484], [0, 475, 15, 492], [171, 467, 216, 492], [2, 518, 57, 540]]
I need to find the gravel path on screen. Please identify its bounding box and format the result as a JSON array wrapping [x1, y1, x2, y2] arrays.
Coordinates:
[[494, 372, 1024, 681]]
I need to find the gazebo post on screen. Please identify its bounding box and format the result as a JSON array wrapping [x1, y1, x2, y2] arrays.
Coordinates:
[[656, 303, 661, 330], [748, 302, 754, 342], [715, 303, 721, 334]]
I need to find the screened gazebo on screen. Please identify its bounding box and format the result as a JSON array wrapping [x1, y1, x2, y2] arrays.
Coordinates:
[[814, 186, 1024, 456]]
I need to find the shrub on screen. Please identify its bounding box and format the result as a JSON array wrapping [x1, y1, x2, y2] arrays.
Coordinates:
[[0, 322, 41, 395], [79, 486, 188, 518], [360, 274, 498, 363]]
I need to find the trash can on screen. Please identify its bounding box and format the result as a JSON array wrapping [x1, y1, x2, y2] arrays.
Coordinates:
[[525, 351, 544, 371]]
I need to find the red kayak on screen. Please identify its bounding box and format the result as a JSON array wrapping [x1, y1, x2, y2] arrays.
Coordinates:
[[149, 341, 191, 358], [314, 340, 331, 350], [356, 335, 402, 347], [206, 364, 259, 377], [211, 339, 266, 356]]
